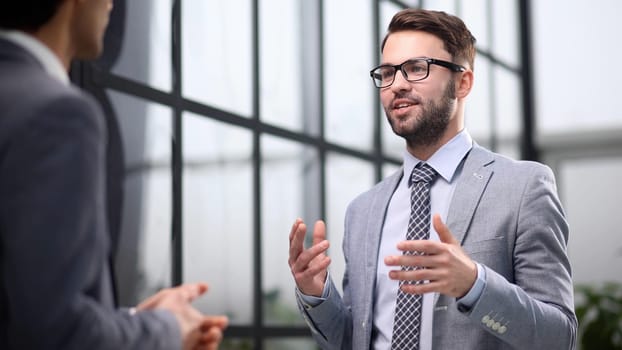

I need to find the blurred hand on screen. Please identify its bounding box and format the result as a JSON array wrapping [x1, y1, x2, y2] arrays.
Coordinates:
[[288, 218, 331, 296], [136, 282, 228, 350], [194, 316, 228, 350]]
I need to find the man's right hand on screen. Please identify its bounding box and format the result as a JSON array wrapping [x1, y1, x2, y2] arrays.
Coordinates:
[[288, 219, 331, 297], [136, 282, 228, 350]]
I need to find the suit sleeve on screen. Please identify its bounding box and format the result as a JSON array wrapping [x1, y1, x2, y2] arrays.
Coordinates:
[[0, 93, 180, 350], [294, 204, 358, 350], [463, 164, 577, 350]]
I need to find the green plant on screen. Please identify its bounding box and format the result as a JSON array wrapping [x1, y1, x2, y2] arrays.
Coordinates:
[[575, 282, 622, 350]]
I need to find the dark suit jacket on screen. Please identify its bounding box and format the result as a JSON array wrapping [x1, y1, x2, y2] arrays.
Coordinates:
[[0, 38, 179, 349]]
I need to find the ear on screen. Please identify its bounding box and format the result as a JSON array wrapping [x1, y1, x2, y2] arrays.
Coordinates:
[[455, 69, 474, 99]]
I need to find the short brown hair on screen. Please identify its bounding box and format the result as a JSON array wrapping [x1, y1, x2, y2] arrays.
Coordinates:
[[381, 8, 477, 70]]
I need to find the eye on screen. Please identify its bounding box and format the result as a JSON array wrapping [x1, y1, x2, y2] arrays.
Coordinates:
[[403, 61, 427, 76], [379, 67, 395, 80]]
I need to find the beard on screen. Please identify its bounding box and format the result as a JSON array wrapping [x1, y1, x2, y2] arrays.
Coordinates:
[[385, 81, 456, 148]]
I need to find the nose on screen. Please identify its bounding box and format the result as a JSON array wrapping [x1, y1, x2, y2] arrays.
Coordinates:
[[390, 69, 411, 91]]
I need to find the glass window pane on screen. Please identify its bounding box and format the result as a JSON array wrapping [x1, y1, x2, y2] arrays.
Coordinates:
[[325, 154, 375, 294], [381, 103, 403, 159], [108, 0, 172, 91], [533, 0, 622, 133], [264, 338, 319, 350], [324, 0, 375, 150], [383, 162, 401, 179], [496, 142, 520, 160], [182, 114, 254, 325], [182, 0, 253, 117], [492, 0, 519, 67], [220, 338, 255, 350], [260, 0, 305, 131], [399, 0, 422, 7], [422, 0, 456, 14], [494, 66, 521, 139], [107, 90, 172, 305], [465, 55, 492, 144], [559, 157, 622, 285], [379, 1, 401, 42], [261, 136, 320, 326], [459, 0, 489, 52], [379, 2, 406, 159]]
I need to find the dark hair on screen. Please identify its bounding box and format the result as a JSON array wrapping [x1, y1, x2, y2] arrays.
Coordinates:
[[381, 8, 477, 70], [0, 0, 63, 31]]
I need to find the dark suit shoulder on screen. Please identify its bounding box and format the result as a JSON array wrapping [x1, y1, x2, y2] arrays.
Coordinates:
[[0, 61, 105, 150]]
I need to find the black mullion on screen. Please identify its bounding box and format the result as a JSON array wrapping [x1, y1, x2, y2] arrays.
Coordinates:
[[251, 0, 263, 348], [225, 326, 312, 338], [518, 0, 538, 161], [171, 0, 183, 286], [386, 0, 411, 9], [486, 0, 498, 152], [318, 0, 327, 223], [92, 69, 401, 166], [373, 0, 383, 182], [476, 49, 520, 75]]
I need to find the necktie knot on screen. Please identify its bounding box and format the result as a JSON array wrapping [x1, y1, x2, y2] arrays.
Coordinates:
[[411, 162, 437, 185]]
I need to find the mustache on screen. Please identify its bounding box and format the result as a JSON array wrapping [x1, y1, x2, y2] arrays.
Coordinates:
[[392, 93, 422, 105]]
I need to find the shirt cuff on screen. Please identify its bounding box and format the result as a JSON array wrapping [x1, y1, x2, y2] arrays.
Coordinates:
[[296, 272, 331, 309], [457, 263, 486, 311]]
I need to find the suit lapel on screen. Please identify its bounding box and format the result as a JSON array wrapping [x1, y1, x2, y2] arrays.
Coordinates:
[[446, 146, 495, 244], [364, 170, 403, 321]]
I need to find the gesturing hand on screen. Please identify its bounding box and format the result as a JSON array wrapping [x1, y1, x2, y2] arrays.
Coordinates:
[[136, 283, 228, 350], [385, 214, 477, 298], [288, 218, 331, 297]]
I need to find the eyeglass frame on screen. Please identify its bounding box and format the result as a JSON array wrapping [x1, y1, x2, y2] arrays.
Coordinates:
[[369, 57, 466, 88]]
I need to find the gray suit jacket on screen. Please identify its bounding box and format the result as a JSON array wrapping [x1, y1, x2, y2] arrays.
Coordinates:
[[0, 38, 180, 349], [297, 145, 577, 349]]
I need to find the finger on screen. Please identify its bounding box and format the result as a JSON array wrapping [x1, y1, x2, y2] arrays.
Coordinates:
[[385, 252, 442, 268], [200, 326, 223, 346], [291, 240, 330, 274], [288, 218, 303, 242], [299, 255, 331, 278], [136, 292, 161, 310], [178, 282, 209, 302], [312, 220, 327, 246], [288, 222, 307, 265], [433, 214, 459, 245], [389, 264, 444, 282], [201, 316, 229, 331], [400, 280, 443, 295], [395, 239, 442, 256]]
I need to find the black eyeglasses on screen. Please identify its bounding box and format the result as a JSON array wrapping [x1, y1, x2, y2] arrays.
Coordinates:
[[369, 57, 466, 88]]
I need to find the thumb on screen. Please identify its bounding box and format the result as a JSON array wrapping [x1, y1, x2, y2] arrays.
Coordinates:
[[433, 214, 459, 245], [312, 220, 327, 245]]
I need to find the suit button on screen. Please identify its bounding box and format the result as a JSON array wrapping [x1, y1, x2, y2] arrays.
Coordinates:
[[498, 326, 507, 334], [362, 322, 366, 328], [486, 319, 495, 328], [492, 322, 500, 331], [482, 315, 490, 324]]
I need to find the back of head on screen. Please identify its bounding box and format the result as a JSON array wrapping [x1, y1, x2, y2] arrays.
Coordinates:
[[381, 8, 477, 70], [0, 0, 63, 31]]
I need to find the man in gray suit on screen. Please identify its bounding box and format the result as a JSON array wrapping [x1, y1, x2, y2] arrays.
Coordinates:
[[0, 0, 227, 349], [288, 8, 577, 350]]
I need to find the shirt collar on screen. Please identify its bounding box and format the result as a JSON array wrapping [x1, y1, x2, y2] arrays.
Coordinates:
[[0, 30, 69, 85], [402, 129, 473, 184]]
